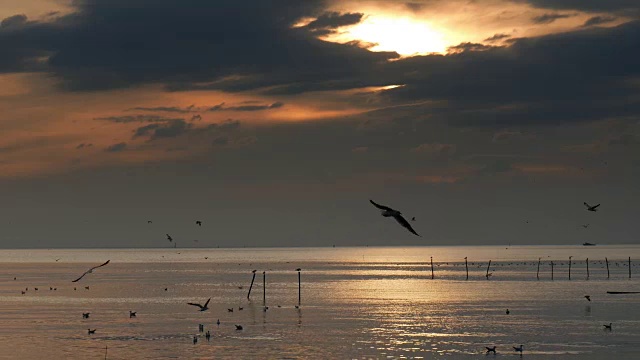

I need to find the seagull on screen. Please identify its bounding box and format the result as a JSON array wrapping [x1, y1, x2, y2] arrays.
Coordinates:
[[147, 220, 152, 224], [228, 308, 234, 312], [71, 260, 110, 282], [296, 268, 301, 271], [411, 217, 416, 221], [369, 200, 420, 236], [166, 234, 173, 242], [88, 329, 96, 335], [193, 336, 198, 344], [235, 325, 243, 330], [82, 312, 90, 319], [603, 323, 612, 330], [129, 311, 136, 318], [486, 346, 496, 354], [582, 224, 590, 228], [513, 345, 523, 353], [205, 330, 211, 341], [584, 202, 600, 212], [585, 295, 591, 302], [506, 309, 510, 314], [216, 319, 220, 327], [187, 298, 211, 312], [251, 269, 257, 273], [196, 221, 202, 226]]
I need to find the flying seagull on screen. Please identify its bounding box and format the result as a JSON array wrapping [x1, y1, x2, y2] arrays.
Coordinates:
[[187, 298, 211, 312], [147, 220, 152, 224], [196, 221, 202, 226], [72, 260, 110, 282], [411, 217, 416, 221], [582, 224, 590, 228], [166, 234, 173, 242], [369, 200, 420, 236], [603, 323, 612, 330], [584, 202, 600, 212], [585, 295, 591, 302]]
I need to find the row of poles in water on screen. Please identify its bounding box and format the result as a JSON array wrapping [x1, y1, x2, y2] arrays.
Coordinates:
[[245, 270, 302, 304], [236, 258, 633, 305], [425, 256, 633, 280]]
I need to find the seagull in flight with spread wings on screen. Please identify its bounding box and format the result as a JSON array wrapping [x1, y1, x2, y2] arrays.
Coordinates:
[[369, 200, 420, 236], [71, 260, 110, 282], [584, 202, 600, 212], [187, 298, 211, 312], [166, 233, 173, 242]]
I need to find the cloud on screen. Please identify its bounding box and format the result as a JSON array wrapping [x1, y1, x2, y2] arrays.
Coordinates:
[[75, 143, 93, 149], [212, 136, 229, 146], [1, 14, 27, 28], [190, 114, 202, 121], [133, 119, 192, 140], [582, 16, 617, 27], [95, 115, 184, 123], [304, 11, 364, 35], [484, 33, 512, 42], [531, 13, 573, 24], [447, 42, 496, 54], [608, 133, 639, 146], [128, 105, 196, 113], [492, 130, 534, 143], [520, 0, 640, 13], [207, 101, 285, 112], [105, 142, 127, 152]]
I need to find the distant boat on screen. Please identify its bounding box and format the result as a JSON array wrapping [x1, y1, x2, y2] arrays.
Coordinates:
[[583, 242, 596, 246]]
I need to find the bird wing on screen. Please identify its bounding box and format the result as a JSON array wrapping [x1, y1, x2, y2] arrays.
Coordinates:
[[91, 260, 110, 271], [71, 270, 90, 282], [392, 214, 421, 236], [369, 199, 395, 212], [584, 202, 591, 208], [593, 204, 600, 209], [187, 302, 202, 308], [204, 298, 211, 307], [72, 260, 110, 282]]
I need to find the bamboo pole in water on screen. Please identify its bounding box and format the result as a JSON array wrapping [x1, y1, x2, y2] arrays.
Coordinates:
[[586, 258, 589, 279], [263, 271, 266, 305], [630, 257, 632, 279], [605, 258, 610, 279], [430, 257, 434, 279], [465, 257, 469, 280], [485, 260, 492, 280], [298, 270, 301, 305], [551, 261, 554, 280], [568, 256, 572, 280], [247, 271, 257, 300], [537, 258, 541, 280]]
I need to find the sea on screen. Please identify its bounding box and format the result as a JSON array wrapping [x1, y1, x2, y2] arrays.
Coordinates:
[[1, 245, 639, 359]]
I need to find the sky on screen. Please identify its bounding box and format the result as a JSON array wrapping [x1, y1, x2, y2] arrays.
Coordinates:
[[1, 0, 639, 248]]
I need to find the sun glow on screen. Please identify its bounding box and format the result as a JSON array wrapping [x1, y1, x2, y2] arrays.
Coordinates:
[[332, 16, 448, 56]]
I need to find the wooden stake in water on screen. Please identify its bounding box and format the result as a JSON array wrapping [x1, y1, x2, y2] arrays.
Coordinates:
[[104, 346, 108, 360], [464, 257, 469, 280], [263, 271, 266, 305], [298, 269, 301, 306], [485, 260, 491, 280], [551, 261, 554, 280], [606, 257, 610, 279], [630, 257, 632, 279], [247, 271, 257, 300], [537, 258, 541, 280], [586, 258, 589, 279], [430, 257, 434, 279], [568, 256, 572, 280]]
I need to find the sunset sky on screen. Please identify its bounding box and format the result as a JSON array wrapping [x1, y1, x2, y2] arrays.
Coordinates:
[[1, 0, 639, 248]]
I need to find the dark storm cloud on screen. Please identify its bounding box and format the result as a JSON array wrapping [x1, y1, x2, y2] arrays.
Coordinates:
[[75, 143, 93, 149], [1, 14, 27, 28], [95, 115, 184, 123], [531, 13, 573, 24], [304, 11, 364, 35], [484, 33, 511, 42], [519, 0, 640, 13], [582, 16, 617, 27], [446, 42, 496, 53], [128, 105, 196, 113], [104, 142, 127, 152], [0, 0, 396, 91], [379, 20, 640, 127]]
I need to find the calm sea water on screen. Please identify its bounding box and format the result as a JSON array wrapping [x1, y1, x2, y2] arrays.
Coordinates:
[[1, 245, 640, 359]]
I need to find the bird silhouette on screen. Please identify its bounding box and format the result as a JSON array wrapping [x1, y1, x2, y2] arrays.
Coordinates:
[[187, 298, 211, 312], [513, 345, 523, 354], [166, 234, 173, 242], [82, 312, 90, 319], [603, 323, 612, 330], [196, 221, 202, 226], [87, 329, 96, 335], [235, 324, 243, 330], [129, 311, 136, 318], [585, 295, 591, 301], [582, 224, 590, 228], [584, 202, 600, 212], [72, 260, 110, 282], [147, 220, 152, 224], [369, 200, 420, 236], [486, 346, 496, 354]]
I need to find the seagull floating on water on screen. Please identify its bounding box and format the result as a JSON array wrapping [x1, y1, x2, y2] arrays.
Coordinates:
[[129, 311, 136, 318], [72, 260, 110, 282], [187, 298, 211, 312], [369, 200, 420, 236], [235, 325, 243, 330], [82, 312, 90, 319], [513, 345, 523, 354], [486, 346, 496, 354], [585, 295, 591, 302], [603, 323, 612, 330], [584, 202, 600, 212], [87, 329, 96, 335]]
